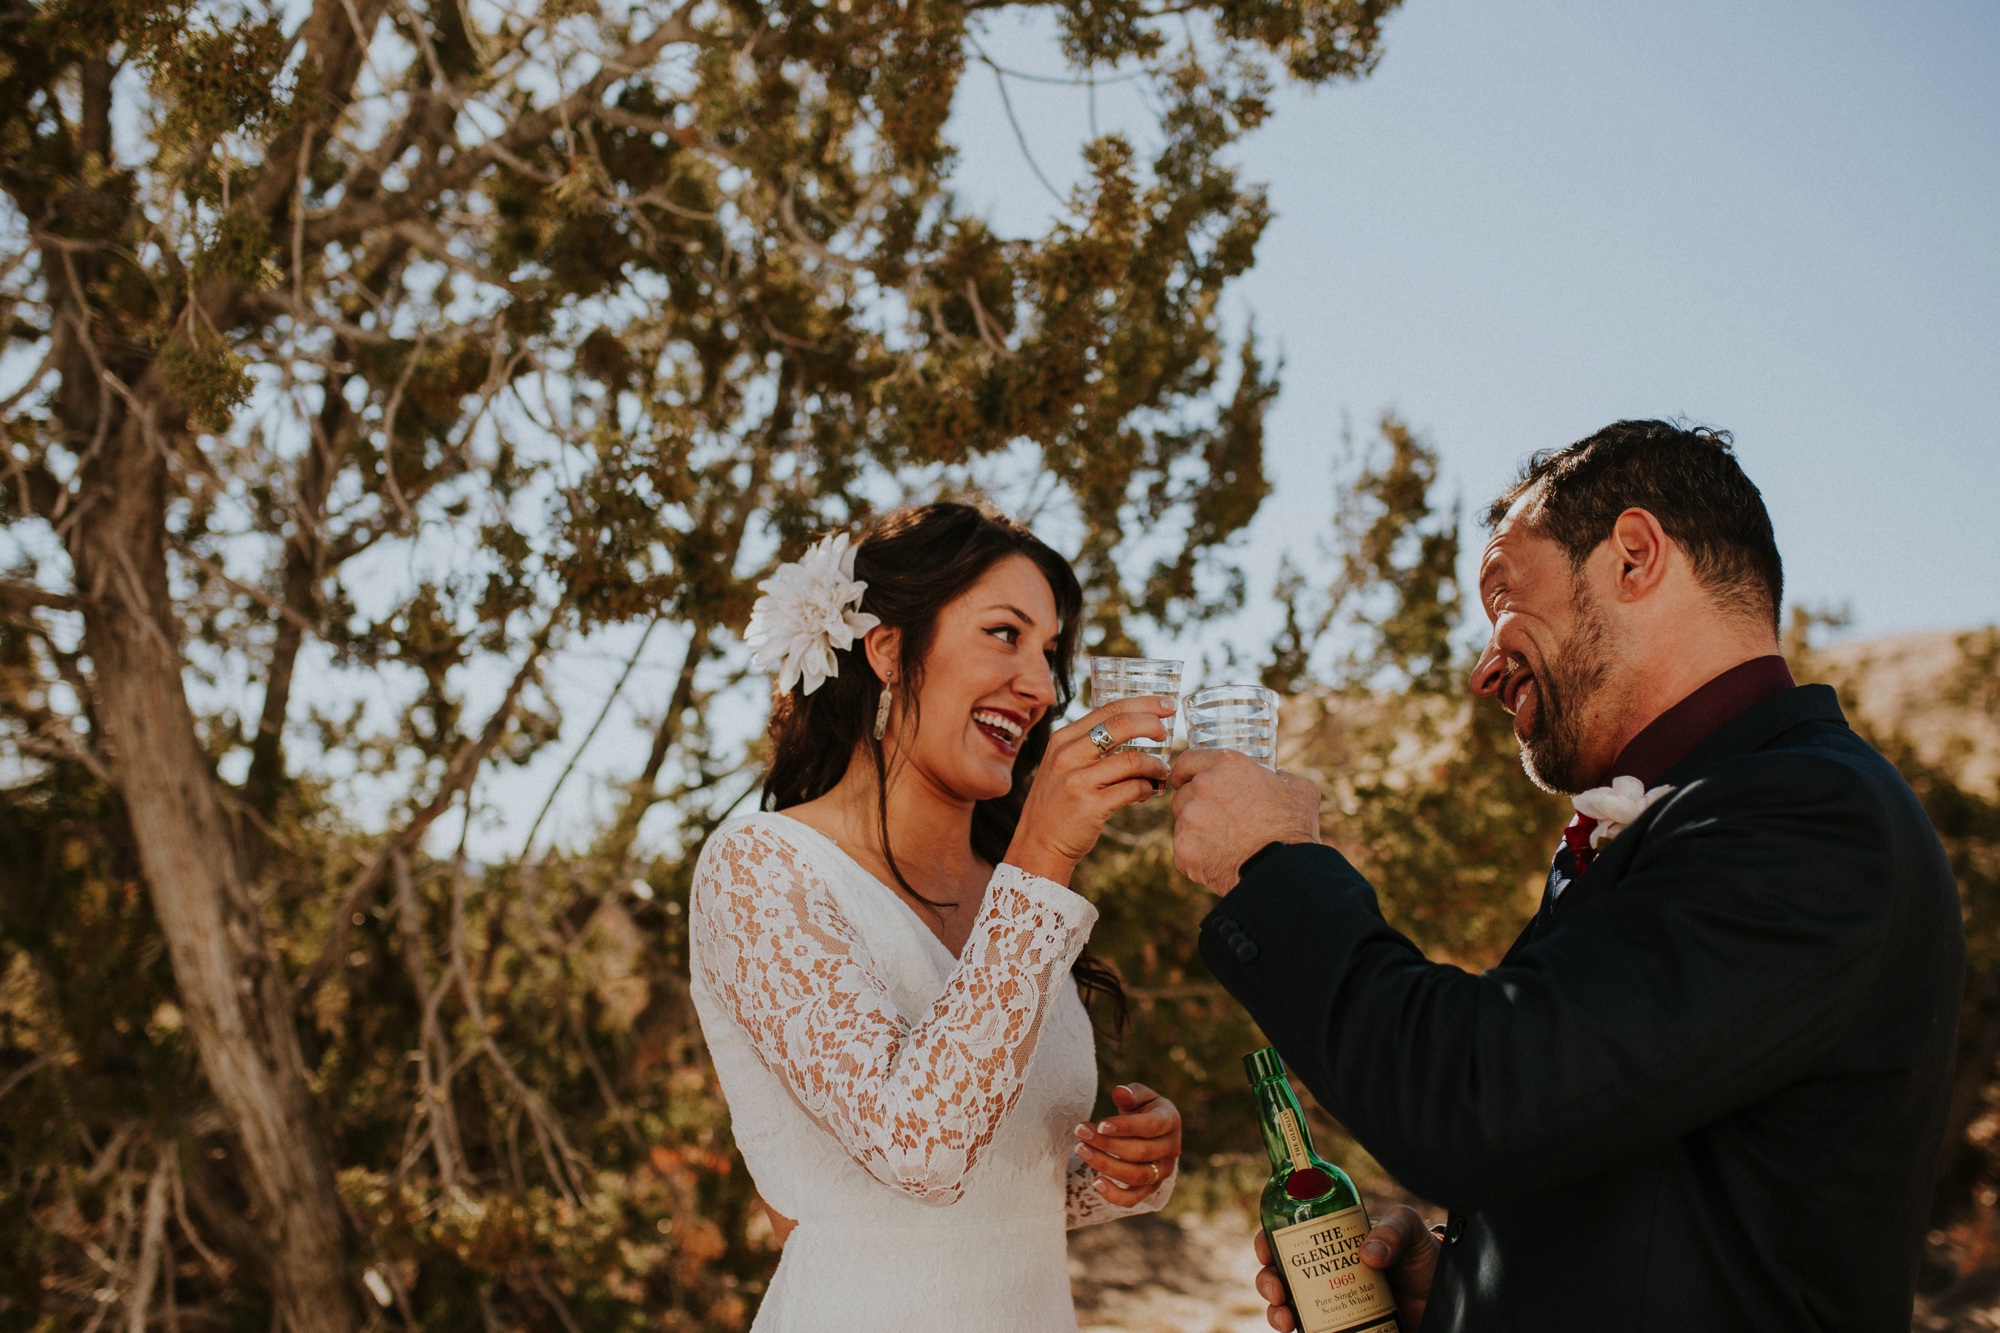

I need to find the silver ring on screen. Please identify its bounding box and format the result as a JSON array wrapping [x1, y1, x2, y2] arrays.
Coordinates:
[[1089, 723, 1116, 757]]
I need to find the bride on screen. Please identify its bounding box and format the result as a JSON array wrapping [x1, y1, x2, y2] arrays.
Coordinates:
[[689, 502, 1184, 1330]]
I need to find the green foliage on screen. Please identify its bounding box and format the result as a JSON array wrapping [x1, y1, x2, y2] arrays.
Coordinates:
[[144, 12, 290, 146], [17, 2, 1980, 1314], [1264, 417, 1562, 965], [190, 203, 277, 286], [1290, 414, 1464, 693], [0, 0, 1404, 1326], [157, 336, 254, 428], [1787, 618, 2000, 1279], [1949, 627, 2000, 722], [297, 849, 770, 1330], [0, 772, 214, 1324]]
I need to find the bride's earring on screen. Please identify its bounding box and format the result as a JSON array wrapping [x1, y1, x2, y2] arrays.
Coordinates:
[[873, 677, 893, 741]]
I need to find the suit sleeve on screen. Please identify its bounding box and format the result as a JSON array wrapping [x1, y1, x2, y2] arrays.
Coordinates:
[[1199, 751, 1898, 1208]]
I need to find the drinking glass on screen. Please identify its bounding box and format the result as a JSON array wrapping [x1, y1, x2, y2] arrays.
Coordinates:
[[1087, 657, 1184, 754], [1185, 685, 1280, 768]]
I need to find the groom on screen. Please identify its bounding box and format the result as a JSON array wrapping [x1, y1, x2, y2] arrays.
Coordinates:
[[1172, 421, 1963, 1331]]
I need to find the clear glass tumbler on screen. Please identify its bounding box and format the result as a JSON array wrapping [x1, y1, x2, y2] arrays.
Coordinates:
[[1087, 656, 1184, 754], [1185, 684, 1281, 768]]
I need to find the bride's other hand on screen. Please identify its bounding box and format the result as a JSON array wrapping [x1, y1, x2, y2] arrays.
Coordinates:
[[1004, 697, 1175, 886], [1074, 1082, 1181, 1206]]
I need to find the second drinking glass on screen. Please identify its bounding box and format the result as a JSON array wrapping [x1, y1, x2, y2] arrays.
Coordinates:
[[1185, 685, 1281, 768]]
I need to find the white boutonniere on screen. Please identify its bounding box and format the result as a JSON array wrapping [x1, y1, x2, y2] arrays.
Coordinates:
[[744, 532, 882, 696], [1571, 775, 1675, 849]]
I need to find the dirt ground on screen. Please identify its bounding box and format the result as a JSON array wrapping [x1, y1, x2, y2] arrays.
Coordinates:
[[1069, 1210, 1275, 1333], [1069, 1206, 1987, 1332]]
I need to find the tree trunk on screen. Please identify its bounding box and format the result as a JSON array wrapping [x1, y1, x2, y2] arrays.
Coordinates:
[[70, 404, 358, 1333]]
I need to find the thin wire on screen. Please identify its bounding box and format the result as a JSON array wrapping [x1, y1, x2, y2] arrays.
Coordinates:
[[518, 614, 662, 859], [971, 54, 1144, 88], [972, 45, 1069, 209]]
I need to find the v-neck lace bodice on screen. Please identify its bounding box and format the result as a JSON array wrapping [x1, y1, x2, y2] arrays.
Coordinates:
[[765, 814, 975, 964], [689, 811, 1171, 1330]]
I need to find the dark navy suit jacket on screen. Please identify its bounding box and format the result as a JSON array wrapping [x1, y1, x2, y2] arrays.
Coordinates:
[[1200, 685, 1963, 1331]]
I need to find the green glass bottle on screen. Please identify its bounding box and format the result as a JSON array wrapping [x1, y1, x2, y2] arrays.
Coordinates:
[[1245, 1047, 1399, 1333]]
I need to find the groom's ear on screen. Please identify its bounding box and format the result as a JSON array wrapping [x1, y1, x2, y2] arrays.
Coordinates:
[[1606, 507, 1673, 604], [863, 624, 902, 684]]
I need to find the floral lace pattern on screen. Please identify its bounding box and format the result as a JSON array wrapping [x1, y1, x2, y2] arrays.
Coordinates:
[[690, 818, 1096, 1205]]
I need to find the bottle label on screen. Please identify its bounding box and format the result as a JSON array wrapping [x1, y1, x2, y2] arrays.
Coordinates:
[[1276, 1107, 1312, 1170], [1268, 1205, 1399, 1333]]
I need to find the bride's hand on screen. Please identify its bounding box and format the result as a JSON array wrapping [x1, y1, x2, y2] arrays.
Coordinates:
[[1074, 1083, 1181, 1206], [1004, 697, 1175, 886]]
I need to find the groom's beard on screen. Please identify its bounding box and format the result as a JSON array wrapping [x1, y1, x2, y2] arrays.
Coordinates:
[[1517, 588, 1612, 796]]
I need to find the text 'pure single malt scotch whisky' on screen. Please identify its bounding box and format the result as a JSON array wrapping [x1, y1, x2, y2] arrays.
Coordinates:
[[1245, 1047, 1399, 1333]]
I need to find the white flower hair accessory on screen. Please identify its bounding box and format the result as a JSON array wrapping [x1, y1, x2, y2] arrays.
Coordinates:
[[744, 532, 882, 697], [1571, 775, 1675, 849]]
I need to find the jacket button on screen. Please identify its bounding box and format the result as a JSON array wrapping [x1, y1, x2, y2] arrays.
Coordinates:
[[1215, 916, 1239, 933], [1234, 940, 1258, 963]]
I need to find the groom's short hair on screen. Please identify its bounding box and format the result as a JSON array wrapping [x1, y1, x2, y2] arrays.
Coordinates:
[[1485, 420, 1784, 630]]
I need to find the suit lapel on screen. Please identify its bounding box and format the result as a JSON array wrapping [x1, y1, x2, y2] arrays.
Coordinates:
[[1498, 916, 1538, 967], [1535, 685, 1849, 929]]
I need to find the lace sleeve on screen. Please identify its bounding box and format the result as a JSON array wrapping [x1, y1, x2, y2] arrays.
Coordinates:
[[690, 819, 1098, 1205], [1064, 1151, 1176, 1229]]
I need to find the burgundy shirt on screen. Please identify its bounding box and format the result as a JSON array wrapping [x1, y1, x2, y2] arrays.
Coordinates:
[[1557, 654, 1796, 875], [1605, 654, 1796, 787]]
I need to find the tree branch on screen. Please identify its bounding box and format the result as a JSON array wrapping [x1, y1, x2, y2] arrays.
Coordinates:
[[448, 852, 587, 1204], [305, 0, 705, 246], [245, 361, 358, 815], [391, 850, 468, 1196], [519, 615, 659, 859], [245, 0, 395, 224], [0, 579, 79, 613], [292, 606, 565, 1008]]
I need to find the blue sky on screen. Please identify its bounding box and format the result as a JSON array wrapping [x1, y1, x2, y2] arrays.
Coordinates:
[[951, 0, 2000, 646]]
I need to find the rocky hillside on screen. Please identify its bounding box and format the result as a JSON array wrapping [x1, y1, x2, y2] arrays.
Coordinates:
[[1819, 629, 2000, 793]]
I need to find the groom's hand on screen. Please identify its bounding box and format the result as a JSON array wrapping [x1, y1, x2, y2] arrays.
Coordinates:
[[1168, 748, 1321, 894], [1252, 1205, 1438, 1332]]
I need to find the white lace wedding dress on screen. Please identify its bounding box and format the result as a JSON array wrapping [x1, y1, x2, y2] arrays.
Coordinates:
[[689, 811, 1172, 1331]]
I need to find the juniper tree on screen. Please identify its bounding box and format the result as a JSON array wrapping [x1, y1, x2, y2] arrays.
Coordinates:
[[0, 0, 1397, 1326]]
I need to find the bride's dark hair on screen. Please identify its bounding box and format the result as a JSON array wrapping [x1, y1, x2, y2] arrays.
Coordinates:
[[761, 501, 1126, 1033]]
